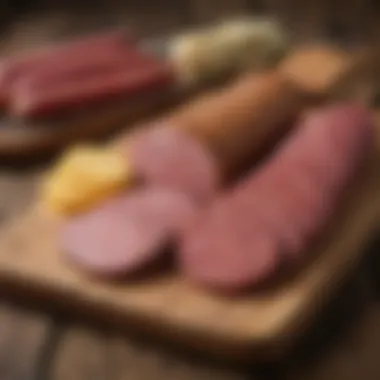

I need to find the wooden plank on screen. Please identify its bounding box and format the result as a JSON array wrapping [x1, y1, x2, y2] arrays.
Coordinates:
[[287, 297, 380, 380], [265, 0, 331, 42], [49, 325, 248, 380], [0, 303, 54, 380], [189, 0, 250, 24], [0, 169, 55, 380], [2, 11, 79, 54], [108, 0, 192, 37], [0, 171, 40, 218], [326, 0, 375, 45], [45, 267, 380, 380], [48, 327, 111, 380]]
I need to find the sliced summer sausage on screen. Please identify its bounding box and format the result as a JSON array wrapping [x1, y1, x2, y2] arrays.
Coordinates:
[[179, 104, 373, 291], [120, 72, 304, 206], [60, 188, 198, 277], [60, 72, 303, 278], [129, 126, 220, 203]]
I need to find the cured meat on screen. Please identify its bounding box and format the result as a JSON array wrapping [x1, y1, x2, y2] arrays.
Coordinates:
[[179, 194, 280, 290], [179, 104, 373, 291], [129, 126, 220, 203], [56, 72, 304, 278], [68, 72, 301, 278], [164, 71, 304, 179], [60, 188, 198, 277], [12, 62, 174, 118], [12, 47, 148, 94], [0, 29, 134, 106], [228, 163, 322, 259], [116, 72, 302, 215]]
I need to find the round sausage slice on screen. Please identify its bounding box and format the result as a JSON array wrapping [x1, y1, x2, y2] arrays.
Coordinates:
[[128, 125, 220, 203], [179, 194, 280, 291], [60, 188, 198, 277]]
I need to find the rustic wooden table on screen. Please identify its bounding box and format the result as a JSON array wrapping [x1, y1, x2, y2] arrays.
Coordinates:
[[0, 2, 379, 379]]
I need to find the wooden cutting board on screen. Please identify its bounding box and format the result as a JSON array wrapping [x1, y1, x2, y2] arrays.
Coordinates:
[[0, 121, 378, 364]]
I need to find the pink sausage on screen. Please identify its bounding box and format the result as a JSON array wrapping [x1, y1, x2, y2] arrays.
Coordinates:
[[179, 104, 372, 291], [60, 189, 198, 277], [128, 126, 220, 203], [179, 195, 280, 290], [59, 189, 196, 277]]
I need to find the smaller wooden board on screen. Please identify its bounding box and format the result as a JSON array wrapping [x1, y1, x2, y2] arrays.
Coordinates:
[[0, 88, 182, 159]]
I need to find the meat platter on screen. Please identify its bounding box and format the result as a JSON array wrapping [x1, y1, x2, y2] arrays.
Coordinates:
[[0, 17, 378, 363]]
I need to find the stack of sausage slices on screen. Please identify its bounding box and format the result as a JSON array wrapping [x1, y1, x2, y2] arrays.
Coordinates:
[[42, 50, 374, 294]]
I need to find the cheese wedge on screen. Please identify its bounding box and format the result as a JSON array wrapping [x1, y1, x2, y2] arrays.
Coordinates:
[[41, 144, 133, 216]]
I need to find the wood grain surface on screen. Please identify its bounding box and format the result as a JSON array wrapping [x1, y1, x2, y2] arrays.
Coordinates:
[[0, 1, 379, 379]]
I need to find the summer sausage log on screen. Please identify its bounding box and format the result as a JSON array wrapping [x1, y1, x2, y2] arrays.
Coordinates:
[[126, 71, 305, 205], [0, 29, 133, 107], [179, 104, 373, 292], [60, 188, 198, 277], [164, 71, 304, 178]]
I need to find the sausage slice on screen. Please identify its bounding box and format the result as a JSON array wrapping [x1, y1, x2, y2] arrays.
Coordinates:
[[60, 188, 198, 277], [129, 126, 220, 203]]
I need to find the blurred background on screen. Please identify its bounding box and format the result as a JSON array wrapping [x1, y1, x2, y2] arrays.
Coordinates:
[[0, 0, 379, 46]]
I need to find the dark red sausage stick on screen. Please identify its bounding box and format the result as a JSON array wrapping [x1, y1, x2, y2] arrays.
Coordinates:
[[11, 61, 175, 118], [0, 29, 134, 107], [11, 48, 143, 93]]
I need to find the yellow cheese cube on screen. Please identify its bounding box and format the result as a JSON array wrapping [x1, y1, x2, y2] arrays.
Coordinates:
[[41, 145, 134, 216]]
